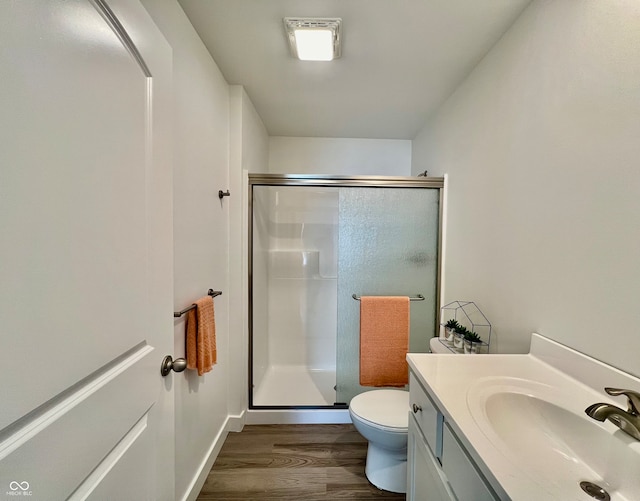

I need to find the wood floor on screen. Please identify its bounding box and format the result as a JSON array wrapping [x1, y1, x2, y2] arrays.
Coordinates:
[[197, 424, 406, 500]]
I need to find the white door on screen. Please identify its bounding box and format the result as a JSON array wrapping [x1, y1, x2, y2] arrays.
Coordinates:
[[0, 1, 174, 500]]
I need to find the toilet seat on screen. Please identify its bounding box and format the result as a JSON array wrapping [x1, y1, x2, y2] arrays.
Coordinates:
[[349, 390, 409, 431]]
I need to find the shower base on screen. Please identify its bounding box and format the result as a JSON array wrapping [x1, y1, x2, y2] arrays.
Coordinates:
[[253, 365, 336, 407]]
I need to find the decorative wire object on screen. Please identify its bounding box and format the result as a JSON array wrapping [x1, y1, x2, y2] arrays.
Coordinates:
[[440, 300, 491, 352]]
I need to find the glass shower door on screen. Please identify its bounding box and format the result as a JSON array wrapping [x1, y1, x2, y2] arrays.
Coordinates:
[[335, 187, 440, 404]]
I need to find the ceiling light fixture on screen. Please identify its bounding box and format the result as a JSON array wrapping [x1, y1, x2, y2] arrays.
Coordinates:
[[283, 18, 342, 61]]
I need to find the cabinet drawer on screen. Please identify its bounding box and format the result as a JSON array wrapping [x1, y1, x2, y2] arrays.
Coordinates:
[[442, 423, 498, 501], [409, 373, 442, 458]]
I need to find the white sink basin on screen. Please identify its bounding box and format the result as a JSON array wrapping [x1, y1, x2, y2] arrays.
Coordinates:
[[467, 378, 640, 500]]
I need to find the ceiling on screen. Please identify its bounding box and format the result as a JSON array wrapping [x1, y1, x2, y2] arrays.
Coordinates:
[[177, 0, 531, 140]]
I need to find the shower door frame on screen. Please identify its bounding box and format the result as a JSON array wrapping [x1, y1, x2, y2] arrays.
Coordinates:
[[248, 174, 445, 410]]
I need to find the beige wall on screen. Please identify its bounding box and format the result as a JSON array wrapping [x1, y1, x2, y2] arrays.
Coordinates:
[[412, 0, 640, 375]]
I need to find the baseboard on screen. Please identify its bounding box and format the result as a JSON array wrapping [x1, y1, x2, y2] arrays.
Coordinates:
[[246, 408, 351, 425], [226, 409, 246, 432], [181, 410, 246, 501]]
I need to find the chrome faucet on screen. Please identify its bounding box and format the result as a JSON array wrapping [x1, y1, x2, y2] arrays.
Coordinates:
[[585, 387, 640, 441]]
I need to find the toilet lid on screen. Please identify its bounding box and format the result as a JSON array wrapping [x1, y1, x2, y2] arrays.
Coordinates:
[[349, 390, 409, 430]]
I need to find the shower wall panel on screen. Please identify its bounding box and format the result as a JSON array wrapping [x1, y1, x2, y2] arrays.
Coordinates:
[[251, 189, 270, 391], [265, 188, 338, 371], [252, 186, 338, 406]]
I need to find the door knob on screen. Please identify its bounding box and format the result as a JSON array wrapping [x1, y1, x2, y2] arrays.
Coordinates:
[[412, 403, 422, 413], [161, 355, 187, 376]]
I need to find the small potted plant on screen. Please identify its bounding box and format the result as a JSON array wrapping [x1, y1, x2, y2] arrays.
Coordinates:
[[453, 325, 467, 350], [442, 319, 459, 344], [463, 331, 483, 354]]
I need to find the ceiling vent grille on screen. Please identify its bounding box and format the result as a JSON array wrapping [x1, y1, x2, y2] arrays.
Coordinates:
[[283, 17, 342, 61]]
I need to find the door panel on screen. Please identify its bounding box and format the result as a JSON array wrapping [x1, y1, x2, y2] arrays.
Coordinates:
[[2, 346, 154, 499], [75, 420, 154, 501], [1, 0, 149, 429], [0, 1, 173, 499]]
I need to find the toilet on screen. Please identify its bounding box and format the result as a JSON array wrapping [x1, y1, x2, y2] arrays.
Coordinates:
[[349, 389, 410, 493], [348, 337, 451, 493]]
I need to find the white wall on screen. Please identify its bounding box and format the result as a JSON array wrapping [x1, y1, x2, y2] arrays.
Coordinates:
[[140, 1, 233, 500], [234, 86, 270, 175], [412, 0, 640, 376], [269, 136, 411, 175], [229, 85, 269, 414]]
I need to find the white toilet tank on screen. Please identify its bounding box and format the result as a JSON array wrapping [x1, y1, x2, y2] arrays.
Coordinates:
[[430, 336, 453, 353]]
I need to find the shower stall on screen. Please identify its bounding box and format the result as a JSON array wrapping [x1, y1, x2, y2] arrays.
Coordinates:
[[249, 174, 443, 409]]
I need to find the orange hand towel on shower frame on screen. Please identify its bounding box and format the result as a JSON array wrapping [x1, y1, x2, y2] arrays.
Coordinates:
[[359, 296, 410, 387]]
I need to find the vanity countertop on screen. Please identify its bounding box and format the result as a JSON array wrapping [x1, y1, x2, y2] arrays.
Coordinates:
[[407, 334, 640, 501]]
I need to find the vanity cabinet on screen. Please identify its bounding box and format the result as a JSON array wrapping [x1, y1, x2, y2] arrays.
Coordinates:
[[407, 372, 499, 501], [408, 414, 455, 500]]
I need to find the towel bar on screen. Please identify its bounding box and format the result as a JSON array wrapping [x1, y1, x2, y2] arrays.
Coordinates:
[[352, 294, 424, 301], [174, 289, 222, 318]]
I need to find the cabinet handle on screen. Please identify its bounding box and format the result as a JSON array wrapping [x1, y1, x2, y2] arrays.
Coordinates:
[[412, 403, 422, 413]]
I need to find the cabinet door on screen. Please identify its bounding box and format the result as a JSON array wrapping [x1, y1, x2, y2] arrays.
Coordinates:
[[410, 374, 443, 458], [407, 416, 455, 501], [441, 424, 499, 501]]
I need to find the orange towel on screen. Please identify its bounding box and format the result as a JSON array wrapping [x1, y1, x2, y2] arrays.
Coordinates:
[[359, 296, 410, 387], [186, 296, 217, 376]]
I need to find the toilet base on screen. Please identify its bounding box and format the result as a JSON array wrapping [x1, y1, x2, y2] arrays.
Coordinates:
[[364, 441, 407, 494]]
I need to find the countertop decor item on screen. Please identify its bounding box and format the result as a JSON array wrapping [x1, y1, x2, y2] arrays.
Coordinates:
[[453, 325, 467, 350], [442, 318, 459, 344], [438, 301, 491, 354], [463, 331, 483, 354]]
